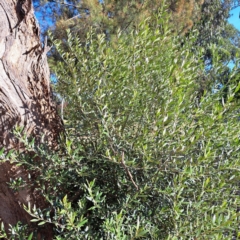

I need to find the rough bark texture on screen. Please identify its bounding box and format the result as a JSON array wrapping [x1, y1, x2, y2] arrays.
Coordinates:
[[0, 0, 63, 238]]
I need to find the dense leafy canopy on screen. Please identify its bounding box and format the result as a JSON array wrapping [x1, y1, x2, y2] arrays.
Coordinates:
[[34, 0, 240, 91], [0, 1, 239, 240]]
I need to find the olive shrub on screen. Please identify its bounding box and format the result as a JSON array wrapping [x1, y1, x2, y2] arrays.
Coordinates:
[[2, 7, 239, 240]]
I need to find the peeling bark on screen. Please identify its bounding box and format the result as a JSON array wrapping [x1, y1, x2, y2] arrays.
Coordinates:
[[0, 0, 63, 238]]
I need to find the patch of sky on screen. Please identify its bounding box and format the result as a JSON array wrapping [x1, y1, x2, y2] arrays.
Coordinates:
[[33, 0, 82, 39], [229, 7, 240, 31], [228, 6, 240, 69]]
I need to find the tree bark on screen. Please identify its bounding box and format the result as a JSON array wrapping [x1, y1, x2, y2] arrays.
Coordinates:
[[0, 0, 63, 238]]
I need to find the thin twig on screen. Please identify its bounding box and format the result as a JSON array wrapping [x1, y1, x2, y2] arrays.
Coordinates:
[[61, 98, 64, 120], [50, 0, 89, 10], [121, 151, 139, 191], [65, 14, 81, 23]]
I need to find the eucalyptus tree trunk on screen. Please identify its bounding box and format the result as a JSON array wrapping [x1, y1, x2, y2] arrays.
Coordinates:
[[0, 0, 63, 238]]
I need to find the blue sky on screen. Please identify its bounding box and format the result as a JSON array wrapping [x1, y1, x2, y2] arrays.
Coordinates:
[[227, 7, 240, 70], [229, 7, 240, 30]]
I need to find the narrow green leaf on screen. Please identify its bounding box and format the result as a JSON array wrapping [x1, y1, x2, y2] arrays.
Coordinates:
[[28, 232, 33, 240]]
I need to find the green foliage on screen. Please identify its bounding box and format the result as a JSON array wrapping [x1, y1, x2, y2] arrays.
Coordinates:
[[3, 8, 240, 240], [0, 221, 33, 240]]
